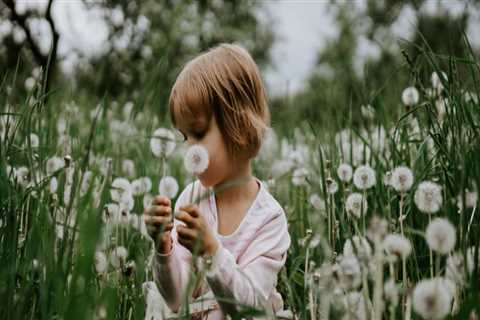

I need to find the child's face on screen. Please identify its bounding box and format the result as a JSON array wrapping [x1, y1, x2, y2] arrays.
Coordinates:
[[177, 115, 235, 188]]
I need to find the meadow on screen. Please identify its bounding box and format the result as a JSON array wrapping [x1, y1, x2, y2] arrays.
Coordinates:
[[1, 43, 480, 320]]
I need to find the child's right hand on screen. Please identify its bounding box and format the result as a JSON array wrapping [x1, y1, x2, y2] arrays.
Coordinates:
[[144, 196, 174, 254]]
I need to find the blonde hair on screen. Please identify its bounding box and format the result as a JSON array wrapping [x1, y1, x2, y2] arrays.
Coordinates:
[[169, 42, 270, 161]]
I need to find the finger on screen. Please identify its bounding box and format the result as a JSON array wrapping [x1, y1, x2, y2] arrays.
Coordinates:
[[146, 205, 171, 217], [152, 195, 171, 207], [174, 211, 197, 228], [179, 204, 200, 218], [144, 215, 173, 229], [177, 226, 196, 240]]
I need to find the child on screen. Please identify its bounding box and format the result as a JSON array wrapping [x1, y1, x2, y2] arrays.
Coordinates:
[[144, 43, 291, 319]]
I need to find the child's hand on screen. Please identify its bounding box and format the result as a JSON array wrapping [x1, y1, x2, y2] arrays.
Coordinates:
[[144, 196, 174, 254], [175, 204, 219, 257]]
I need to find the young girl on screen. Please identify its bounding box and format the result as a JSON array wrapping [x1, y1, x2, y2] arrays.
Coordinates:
[[144, 43, 291, 319]]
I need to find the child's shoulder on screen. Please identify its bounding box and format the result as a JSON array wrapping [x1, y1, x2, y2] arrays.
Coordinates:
[[255, 178, 286, 219]]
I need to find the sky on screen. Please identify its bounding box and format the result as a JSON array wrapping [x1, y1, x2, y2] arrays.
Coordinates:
[[3, 0, 479, 97]]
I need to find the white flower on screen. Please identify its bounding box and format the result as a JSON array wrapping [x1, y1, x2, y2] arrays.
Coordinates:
[[309, 194, 325, 211], [131, 179, 145, 196], [184, 144, 209, 174], [391, 166, 414, 192], [353, 165, 376, 190], [110, 177, 132, 203], [158, 176, 179, 199], [337, 163, 353, 182], [456, 190, 478, 211], [344, 291, 367, 320], [94, 251, 108, 274], [337, 255, 362, 290], [383, 234, 412, 260], [343, 236, 372, 261], [49, 177, 58, 194], [383, 171, 392, 186], [271, 159, 293, 178], [446, 252, 468, 286], [367, 216, 388, 243], [414, 181, 443, 214], [143, 193, 154, 210], [402, 86, 420, 106], [361, 104, 375, 120], [431, 71, 447, 92], [150, 128, 176, 157], [292, 167, 309, 186], [24, 133, 39, 148], [413, 277, 453, 320], [46, 156, 65, 175], [346, 193, 367, 218], [110, 246, 128, 268], [426, 218, 456, 254], [384, 279, 399, 305], [326, 178, 338, 194], [121, 159, 136, 178]]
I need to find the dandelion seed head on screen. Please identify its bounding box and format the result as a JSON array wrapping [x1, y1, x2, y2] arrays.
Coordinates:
[[346, 193, 368, 218], [158, 176, 179, 199], [391, 166, 414, 192], [150, 128, 176, 157], [413, 277, 453, 320], [110, 177, 133, 203], [367, 215, 388, 243], [110, 246, 128, 268], [383, 234, 412, 260], [431, 71, 448, 92], [384, 278, 399, 305], [353, 165, 376, 190], [414, 181, 443, 214], [343, 236, 372, 262], [426, 218, 456, 255], [337, 163, 353, 182], [292, 167, 309, 186], [402, 86, 420, 106], [94, 251, 108, 274], [337, 255, 362, 290], [184, 144, 209, 174], [326, 177, 338, 194], [309, 193, 325, 211]]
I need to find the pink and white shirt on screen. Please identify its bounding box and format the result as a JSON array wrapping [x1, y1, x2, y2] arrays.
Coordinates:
[[152, 177, 291, 319]]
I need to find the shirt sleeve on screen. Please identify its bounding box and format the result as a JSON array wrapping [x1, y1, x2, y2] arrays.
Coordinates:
[[151, 183, 194, 313], [204, 209, 291, 315]]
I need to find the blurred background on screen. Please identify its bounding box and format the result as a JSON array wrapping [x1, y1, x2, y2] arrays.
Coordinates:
[[2, 0, 479, 132]]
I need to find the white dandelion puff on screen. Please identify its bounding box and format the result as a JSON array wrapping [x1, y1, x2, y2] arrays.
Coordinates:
[[143, 193, 154, 210], [383, 234, 412, 260], [338, 255, 362, 290], [402, 86, 420, 106], [413, 277, 453, 320], [150, 128, 176, 157], [431, 71, 448, 92], [94, 251, 108, 274], [361, 104, 375, 120], [391, 166, 414, 192], [326, 177, 338, 194], [414, 181, 443, 214], [24, 133, 39, 148], [426, 218, 456, 255], [384, 279, 399, 305], [110, 246, 128, 268], [346, 193, 368, 218], [121, 159, 136, 178], [49, 177, 58, 194], [184, 144, 209, 175], [353, 165, 376, 190], [337, 163, 353, 182], [456, 190, 478, 211], [110, 177, 132, 203], [158, 176, 179, 199], [343, 236, 372, 261], [292, 167, 309, 186], [309, 194, 325, 211], [46, 156, 65, 175]]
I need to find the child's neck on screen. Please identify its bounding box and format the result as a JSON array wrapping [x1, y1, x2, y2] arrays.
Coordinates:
[[214, 161, 258, 206]]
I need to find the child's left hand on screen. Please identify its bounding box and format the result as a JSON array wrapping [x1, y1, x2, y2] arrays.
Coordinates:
[[175, 204, 219, 257]]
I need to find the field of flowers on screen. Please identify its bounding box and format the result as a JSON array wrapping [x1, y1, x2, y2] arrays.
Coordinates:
[[1, 48, 480, 320]]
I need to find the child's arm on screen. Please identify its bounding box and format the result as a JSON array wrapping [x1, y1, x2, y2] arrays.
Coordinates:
[[151, 189, 193, 313], [204, 211, 291, 315]]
